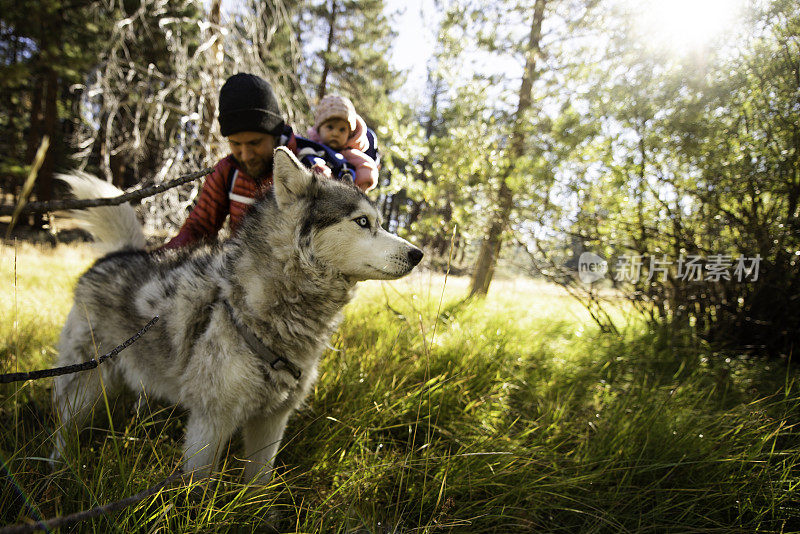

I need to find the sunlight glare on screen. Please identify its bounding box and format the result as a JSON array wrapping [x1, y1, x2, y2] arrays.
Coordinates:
[[633, 0, 744, 54]]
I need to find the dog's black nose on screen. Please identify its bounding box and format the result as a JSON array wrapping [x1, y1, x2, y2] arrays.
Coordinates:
[[408, 247, 423, 266]]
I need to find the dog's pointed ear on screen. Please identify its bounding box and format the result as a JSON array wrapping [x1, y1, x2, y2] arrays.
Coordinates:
[[273, 146, 314, 207]]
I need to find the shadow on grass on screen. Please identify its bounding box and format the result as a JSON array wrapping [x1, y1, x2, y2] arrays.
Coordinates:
[[276, 297, 800, 532]]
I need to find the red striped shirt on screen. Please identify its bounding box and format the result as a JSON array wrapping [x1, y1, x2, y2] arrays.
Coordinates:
[[162, 149, 286, 250]]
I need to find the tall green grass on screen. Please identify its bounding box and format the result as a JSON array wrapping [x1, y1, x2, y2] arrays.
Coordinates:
[[1, 242, 798, 532]]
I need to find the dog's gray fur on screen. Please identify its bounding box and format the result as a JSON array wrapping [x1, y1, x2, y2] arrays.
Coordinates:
[[52, 148, 422, 483]]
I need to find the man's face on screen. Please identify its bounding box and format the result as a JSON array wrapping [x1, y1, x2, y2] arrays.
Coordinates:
[[318, 118, 351, 151], [228, 131, 277, 178]]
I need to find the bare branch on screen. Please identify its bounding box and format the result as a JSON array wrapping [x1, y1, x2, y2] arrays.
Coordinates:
[[513, 233, 620, 335], [0, 168, 213, 217]]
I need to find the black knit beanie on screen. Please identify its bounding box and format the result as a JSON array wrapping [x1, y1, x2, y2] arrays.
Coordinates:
[[218, 73, 285, 137]]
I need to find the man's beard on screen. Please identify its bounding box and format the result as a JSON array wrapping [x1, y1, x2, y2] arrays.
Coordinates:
[[241, 157, 274, 180]]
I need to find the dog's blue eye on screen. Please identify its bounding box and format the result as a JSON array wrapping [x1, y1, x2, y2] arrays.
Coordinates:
[[354, 216, 369, 228]]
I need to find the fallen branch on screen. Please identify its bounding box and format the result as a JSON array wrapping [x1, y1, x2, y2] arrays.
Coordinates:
[[0, 316, 159, 384], [0, 167, 214, 217]]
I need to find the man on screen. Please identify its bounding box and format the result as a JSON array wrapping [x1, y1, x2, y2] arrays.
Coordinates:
[[162, 73, 357, 249]]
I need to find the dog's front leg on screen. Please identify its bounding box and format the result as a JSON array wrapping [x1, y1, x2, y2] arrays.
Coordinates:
[[242, 408, 291, 485], [183, 412, 235, 479]]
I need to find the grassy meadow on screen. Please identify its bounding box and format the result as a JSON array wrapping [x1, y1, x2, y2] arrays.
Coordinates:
[[1, 241, 799, 533]]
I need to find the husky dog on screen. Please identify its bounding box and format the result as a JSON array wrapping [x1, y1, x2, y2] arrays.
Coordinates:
[[52, 147, 422, 483]]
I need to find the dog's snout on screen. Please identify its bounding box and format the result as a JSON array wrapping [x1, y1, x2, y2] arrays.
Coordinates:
[[408, 247, 423, 266]]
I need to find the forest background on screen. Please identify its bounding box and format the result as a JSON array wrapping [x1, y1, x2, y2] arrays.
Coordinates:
[[2, 0, 798, 357]]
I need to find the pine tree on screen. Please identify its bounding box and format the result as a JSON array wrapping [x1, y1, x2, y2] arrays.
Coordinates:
[[301, 0, 399, 127], [469, 0, 548, 296], [0, 0, 112, 226]]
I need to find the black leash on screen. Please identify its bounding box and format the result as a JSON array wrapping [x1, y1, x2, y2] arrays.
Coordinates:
[[0, 316, 159, 384]]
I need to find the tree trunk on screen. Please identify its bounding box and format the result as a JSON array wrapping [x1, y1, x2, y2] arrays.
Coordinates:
[[18, 77, 44, 209], [470, 180, 514, 295], [31, 69, 58, 228], [406, 198, 424, 227], [25, 78, 44, 165], [110, 154, 127, 188], [390, 188, 406, 231], [316, 0, 338, 101], [469, 0, 547, 297]]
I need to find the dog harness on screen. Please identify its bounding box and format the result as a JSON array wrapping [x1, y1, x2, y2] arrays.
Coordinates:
[[223, 300, 302, 381]]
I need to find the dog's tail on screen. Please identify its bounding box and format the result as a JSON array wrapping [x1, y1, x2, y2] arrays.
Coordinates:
[[57, 171, 147, 253]]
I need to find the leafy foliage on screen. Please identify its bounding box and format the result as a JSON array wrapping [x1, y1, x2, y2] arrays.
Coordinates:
[[539, 0, 800, 357]]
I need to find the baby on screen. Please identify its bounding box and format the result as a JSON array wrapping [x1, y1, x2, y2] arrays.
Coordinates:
[[307, 94, 379, 192]]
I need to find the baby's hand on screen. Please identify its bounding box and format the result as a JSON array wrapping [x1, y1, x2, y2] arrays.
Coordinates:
[[311, 161, 332, 178]]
